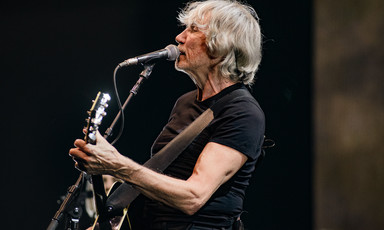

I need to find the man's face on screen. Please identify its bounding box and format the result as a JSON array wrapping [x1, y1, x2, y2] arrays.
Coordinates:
[[175, 23, 214, 80]]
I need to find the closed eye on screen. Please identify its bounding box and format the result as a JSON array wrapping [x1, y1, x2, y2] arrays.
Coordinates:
[[190, 24, 199, 32]]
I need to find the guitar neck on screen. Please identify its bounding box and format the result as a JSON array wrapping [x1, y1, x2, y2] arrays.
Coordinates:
[[83, 91, 111, 217], [91, 174, 108, 215]]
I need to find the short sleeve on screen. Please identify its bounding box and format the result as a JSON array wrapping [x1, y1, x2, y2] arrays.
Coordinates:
[[209, 96, 265, 160]]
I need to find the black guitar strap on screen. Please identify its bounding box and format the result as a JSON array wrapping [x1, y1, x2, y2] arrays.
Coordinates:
[[104, 87, 250, 217]]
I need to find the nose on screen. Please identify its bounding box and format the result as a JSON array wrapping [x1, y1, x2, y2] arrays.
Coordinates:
[[175, 28, 187, 45]]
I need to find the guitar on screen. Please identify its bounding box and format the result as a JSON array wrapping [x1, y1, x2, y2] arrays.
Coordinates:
[[83, 92, 126, 229], [84, 92, 131, 230]]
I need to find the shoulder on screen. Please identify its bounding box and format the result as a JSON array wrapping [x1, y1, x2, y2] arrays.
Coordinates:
[[209, 88, 265, 160], [215, 87, 265, 123]]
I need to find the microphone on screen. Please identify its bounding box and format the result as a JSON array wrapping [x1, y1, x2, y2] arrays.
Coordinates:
[[118, 44, 180, 67]]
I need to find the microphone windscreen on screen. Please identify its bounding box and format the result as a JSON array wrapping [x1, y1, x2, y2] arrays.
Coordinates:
[[165, 44, 180, 61]]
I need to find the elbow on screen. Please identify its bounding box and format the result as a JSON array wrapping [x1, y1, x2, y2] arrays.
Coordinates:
[[184, 205, 200, 216], [182, 205, 200, 216], [177, 185, 212, 215], [180, 198, 205, 216]]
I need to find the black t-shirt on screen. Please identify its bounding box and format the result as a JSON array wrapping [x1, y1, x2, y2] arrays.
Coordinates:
[[144, 83, 265, 227]]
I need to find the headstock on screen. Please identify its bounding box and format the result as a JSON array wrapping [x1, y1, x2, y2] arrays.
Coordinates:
[[84, 92, 111, 144]]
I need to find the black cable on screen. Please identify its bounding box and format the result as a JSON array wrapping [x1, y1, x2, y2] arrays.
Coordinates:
[[110, 65, 125, 146]]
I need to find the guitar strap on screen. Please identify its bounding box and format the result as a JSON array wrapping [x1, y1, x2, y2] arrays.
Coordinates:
[[104, 86, 249, 217]]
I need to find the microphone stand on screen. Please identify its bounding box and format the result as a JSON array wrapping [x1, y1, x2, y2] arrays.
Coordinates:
[[105, 63, 155, 138], [46, 63, 155, 230], [47, 173, 88, 230]]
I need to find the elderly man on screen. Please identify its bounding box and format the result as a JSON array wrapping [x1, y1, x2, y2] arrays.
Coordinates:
[[69, 0, 265, 229]]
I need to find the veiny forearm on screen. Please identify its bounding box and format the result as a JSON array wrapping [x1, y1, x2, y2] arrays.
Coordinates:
[[70, 133, 216, 214], [75, 136, 247, 215], [110, 155, 213, 215]]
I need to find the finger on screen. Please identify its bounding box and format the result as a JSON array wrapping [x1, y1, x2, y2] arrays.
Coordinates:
[[74, 160, 87, 172], [69, 147, 90, 159], [74, 139, 93, 154], [72, 155, 89, 171], [74, 139, 86, 148]]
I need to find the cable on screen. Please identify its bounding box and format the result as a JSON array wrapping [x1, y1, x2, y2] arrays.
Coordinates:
[[110, 65, 125, 146]]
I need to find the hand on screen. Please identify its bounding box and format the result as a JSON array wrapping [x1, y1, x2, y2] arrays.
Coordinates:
[[68, 131, 122, 175]]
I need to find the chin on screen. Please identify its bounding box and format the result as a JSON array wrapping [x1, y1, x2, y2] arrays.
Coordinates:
[[174, 63, 197, 84], [175, 61, 187, 72], [175, 64, 187, 75]]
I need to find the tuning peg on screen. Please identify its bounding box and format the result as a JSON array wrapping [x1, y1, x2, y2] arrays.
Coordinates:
[[103, 93, 111, 101]]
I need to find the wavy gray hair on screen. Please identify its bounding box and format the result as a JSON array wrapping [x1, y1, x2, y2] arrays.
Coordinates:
[[178, 0, 262, 85]]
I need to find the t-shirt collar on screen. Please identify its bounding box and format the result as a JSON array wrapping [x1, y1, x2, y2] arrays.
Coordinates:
[[195, 83, 244, 107]]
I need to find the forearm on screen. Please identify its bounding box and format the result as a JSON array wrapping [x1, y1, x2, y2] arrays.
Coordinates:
[[70, 136, 245, 215], [111, 155, 211, 215], [70, 134, 212, 214]]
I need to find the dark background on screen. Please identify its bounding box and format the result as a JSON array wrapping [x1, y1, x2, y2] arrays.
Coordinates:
[[0, 0, 312, 229]]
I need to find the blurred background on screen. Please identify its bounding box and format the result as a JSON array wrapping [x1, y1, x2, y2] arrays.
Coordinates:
[[0, 0, 383, 229]]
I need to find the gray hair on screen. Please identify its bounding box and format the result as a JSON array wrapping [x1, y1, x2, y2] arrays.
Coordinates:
[[178, 0, 262, 85]]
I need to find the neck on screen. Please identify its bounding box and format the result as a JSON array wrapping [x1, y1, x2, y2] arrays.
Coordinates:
[[196, 73, 236, 101]]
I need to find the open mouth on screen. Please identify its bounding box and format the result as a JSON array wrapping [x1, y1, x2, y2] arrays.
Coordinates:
[[178, 49, 186, 56]]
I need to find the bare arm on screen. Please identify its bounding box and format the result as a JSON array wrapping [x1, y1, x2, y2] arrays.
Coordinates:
[[69, 131, 247, 215]]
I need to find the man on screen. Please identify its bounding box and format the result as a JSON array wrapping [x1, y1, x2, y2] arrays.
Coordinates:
[[69, 0, 265, 229]]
